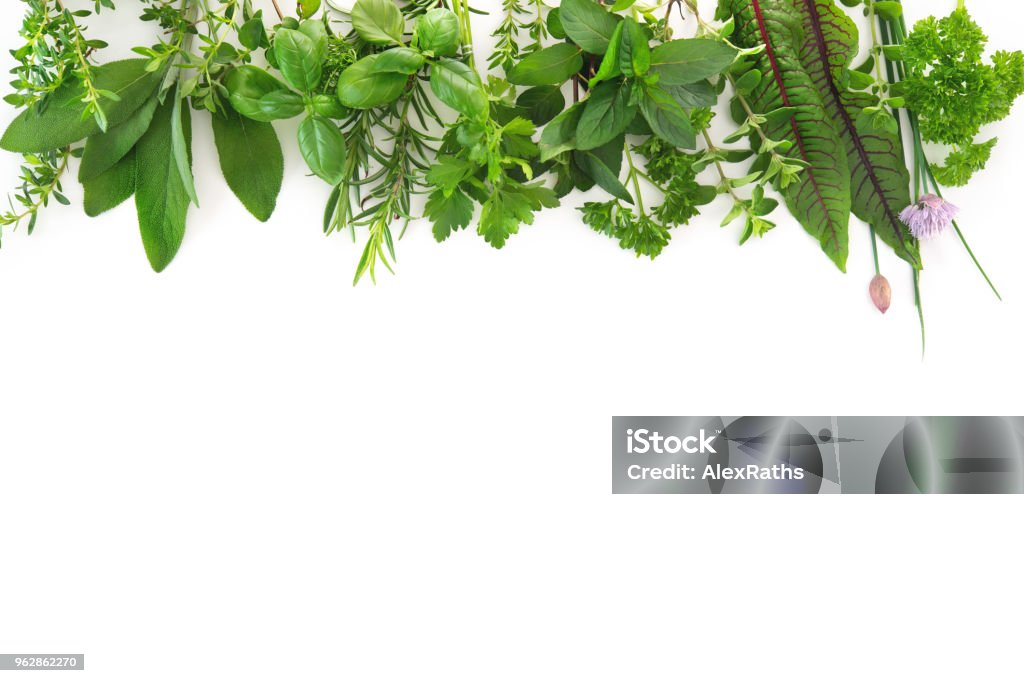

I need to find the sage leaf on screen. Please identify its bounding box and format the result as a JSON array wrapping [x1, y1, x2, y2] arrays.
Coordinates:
[[430, 58, 488, 122], [212, 108, 284, 222], [1, 59, 162, 153], [507, 44, 584, 86], [83, 149, 135, 217], [135, 97, 193, 272], [650, 39, 738, 85], [351, 0, 405, 46], [79, 93, 159, 182], [298, 115, 347, 185], [559, 0, 621, 55], [576, 81, 637, 151], [274, 28, 325, 92], [337, 54, 408, 109], [171, 92, 200, 208]]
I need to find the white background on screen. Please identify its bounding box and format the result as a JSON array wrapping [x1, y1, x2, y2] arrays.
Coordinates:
[[0, 1, 1021, 681]]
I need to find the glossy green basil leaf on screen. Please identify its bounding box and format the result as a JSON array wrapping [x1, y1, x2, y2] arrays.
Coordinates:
[[298, 115, 347, 185], [337, 54, 408, 109], [507, 43, 583, 86], [430, 58, 488, 121], [372, 47, 427, 75], [576, 81, 637, 150], [258, 90, 306, 120], [225, 66, 294, 122], [639, 84, 695, 149], [274, 27, 325, 92], [559, 0, 621, 55], [351, 0, 405, 46], [414, 8, 460, 57], [650, 38, 737, 86], [311, 94, 349, 119]]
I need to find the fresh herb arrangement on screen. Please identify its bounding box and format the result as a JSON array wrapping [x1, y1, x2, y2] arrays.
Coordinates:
[[1, 0, 1021, 345]]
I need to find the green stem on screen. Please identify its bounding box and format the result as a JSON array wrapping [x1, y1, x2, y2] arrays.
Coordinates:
[[623, 142, 646, 216], [913, 269, 926, 357]]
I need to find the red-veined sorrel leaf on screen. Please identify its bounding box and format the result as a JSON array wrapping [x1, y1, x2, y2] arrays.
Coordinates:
[[725, 0, 852, 271], [793, 0, 921, 269]]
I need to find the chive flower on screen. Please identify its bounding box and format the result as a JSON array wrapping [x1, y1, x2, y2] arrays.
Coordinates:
[[899, 194, 959, 240]]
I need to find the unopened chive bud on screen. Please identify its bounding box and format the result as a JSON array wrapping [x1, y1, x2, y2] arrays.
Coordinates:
[[870, 273, 892, 314]]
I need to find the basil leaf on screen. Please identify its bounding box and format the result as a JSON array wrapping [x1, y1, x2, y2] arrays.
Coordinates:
[[639, 84, 695, 149], [516, 86, 566, 126], [539, 101, 585, 161], [589, 21, 624, 88], [619, 18, 650, 77], [430, 58, 488, 122], [212, 107, 284, 222], [135, 97, 192, 272], [1, 59, 162, 153], [311, 94, 349, 119], [650, 38, 737, 86], [225, 66, 294, 122], [351, 0, 405, 46], [258, 90, 306, 120], [414, 8, 460, 57], [559, 0, 621, 55], [575, 81, 637, 151], [507, 43, 583, 86], [298, 115, 347, 185], [83, 149, 135, 217], [79, 93, 159, 182], [371, 47, 427, 75], [274, 28, 325, 92], [337, 54, 409, 109]]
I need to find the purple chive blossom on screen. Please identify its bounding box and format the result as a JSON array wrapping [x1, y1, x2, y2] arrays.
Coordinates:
[[899, 194, 959, 240]]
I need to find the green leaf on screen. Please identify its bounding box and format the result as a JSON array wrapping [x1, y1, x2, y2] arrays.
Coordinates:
[[426, 155, 474, 192], [663, 80, 717, 108], [792, 0, 919, 268], [426, 188, 474, 241], [721, 0, 852, 271], [1, 59, 162, 153], [311, 94, 349, 119], [274, 28, 325, 92], [371, 47, 426, 75], [650, 38, 737, 85], [212, 108, 283, 222], [415, 8, 460, 57], [560, 0, 621, 55], [83, 148, 135, 217], [619, 18, 651, 78], [79, 93, 158, 182], [639, 84, 696, 149], [171, 93, 199, 208], [507, 44, 584, 86], [576, 81, 637, 151], [539, 101, 585, 161], [351, 0, 405, 46], [478, 182, 557, 248], [430, 58, 488, 121], [589, 21, 624, 88], [135, 97, 192, 272], [298, 115, 347, 185], [337, 54, 408, 109], [239, 16, 267, 51], [225, 66, 294, 122], [575, 136, 633, 203], [259, 90, 307, 120], [517, 86, 566, 126]]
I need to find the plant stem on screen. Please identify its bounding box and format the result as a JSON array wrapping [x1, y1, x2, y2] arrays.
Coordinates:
[[623, 143, 646, 216]]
